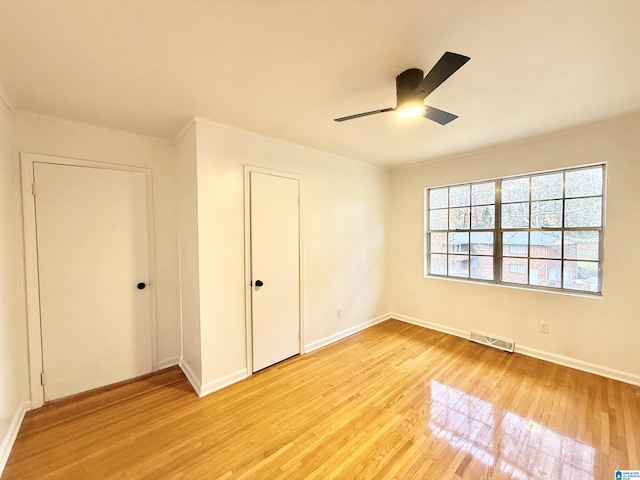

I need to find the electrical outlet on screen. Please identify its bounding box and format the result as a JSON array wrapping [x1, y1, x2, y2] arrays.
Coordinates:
[[337, 308, 343, 318], [539, 321, 549, 334]]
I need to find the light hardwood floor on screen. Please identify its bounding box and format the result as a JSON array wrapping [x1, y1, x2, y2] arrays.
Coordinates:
[[3, 320, 640, 479]]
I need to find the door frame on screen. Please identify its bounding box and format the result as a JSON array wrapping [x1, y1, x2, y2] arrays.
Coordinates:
[[243, 165, 304, 374], [21, 153, 158, 408]]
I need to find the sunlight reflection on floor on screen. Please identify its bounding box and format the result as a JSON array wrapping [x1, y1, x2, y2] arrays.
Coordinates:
[[428, 381, 595, 478]]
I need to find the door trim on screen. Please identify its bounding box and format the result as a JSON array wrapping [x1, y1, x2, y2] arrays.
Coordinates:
[[21, 153, 158, 408], [243, 165, 304, 374]]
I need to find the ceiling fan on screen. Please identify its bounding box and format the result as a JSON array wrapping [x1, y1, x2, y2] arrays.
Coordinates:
[[333, 52, 470, 125]]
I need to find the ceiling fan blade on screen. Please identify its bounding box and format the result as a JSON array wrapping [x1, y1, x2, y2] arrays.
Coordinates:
[[414, 52, 470, 99], [423, 105, 458, 125], [333, 107, 394, 122]]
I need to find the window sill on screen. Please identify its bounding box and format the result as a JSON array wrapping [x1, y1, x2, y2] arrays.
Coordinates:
[[423, 274, 604, 299]]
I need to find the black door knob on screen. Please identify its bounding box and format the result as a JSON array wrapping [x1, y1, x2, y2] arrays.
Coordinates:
[[255, 280, 264, 287], [137, 282, 146, 290]]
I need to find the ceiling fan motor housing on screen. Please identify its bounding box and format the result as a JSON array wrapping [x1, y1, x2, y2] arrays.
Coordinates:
[[396, 68, 424, 107]]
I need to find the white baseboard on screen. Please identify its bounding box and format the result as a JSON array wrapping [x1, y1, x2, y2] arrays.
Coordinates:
[[0, 400, 30, 476], [390, 312, 468, 340], [179, 360, 248, 398], [389, 312, 640, 387], [157, 356, 180, 370], [179, 359, 202, 396], [199, 369, 248, 398], [515, 345, 640, 387], [304, 313, 389, 353]]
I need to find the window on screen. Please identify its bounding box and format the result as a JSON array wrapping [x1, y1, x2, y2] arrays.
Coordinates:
[[509, 244, 526, 254], [508, 263, 526, 274], [428, 180, 496, 281], [425, 164, 604, 294]]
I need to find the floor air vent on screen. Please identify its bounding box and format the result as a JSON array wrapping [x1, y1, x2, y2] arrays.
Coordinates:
[[469, 330, 515, 353]]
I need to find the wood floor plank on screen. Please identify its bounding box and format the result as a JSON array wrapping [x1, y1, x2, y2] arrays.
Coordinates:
[[3, 320, 640, 479]]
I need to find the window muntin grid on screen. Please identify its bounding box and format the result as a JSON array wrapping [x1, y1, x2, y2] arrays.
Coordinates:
[[427, 180, 496, 282], [426, 165, 604, 294]]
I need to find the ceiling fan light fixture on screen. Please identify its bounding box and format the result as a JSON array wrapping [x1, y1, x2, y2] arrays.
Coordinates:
[[333, 52, 470, 124], [396, 102, 424, 118]]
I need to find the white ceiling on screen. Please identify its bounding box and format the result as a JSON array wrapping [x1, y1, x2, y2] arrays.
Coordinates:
[[1, 0, 639, 168]]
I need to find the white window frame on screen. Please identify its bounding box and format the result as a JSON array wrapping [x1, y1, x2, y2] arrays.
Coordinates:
[[425, 164, 605, 295]]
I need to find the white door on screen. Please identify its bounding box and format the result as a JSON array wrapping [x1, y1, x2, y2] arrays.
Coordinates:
[[34, 162, 153, 401], [250, 171, 300, 372]]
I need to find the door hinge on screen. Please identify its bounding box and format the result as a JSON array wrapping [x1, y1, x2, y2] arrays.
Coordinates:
[[32, 182, 37, 196], [40, 372, 46, 386]]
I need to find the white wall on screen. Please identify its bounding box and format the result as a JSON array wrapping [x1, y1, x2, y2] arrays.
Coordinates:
[[175, 121, 202, 386], [12, 113, 182, 368], [389, 114, 640, 384], [0, 96, 30, 471], [189, 119, 390, 391]]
